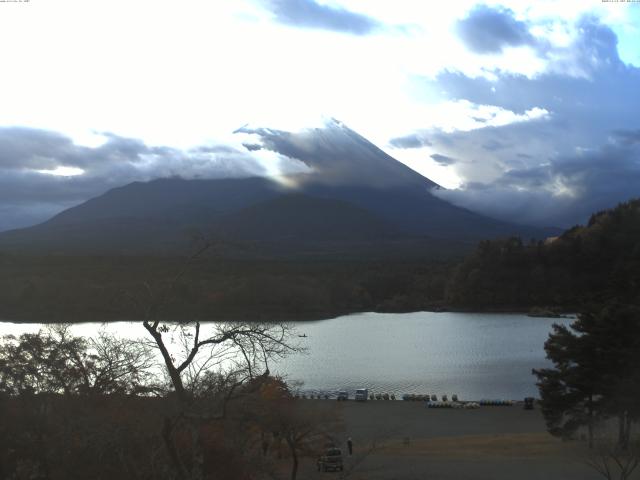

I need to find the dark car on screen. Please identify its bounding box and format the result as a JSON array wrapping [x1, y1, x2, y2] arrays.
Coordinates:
[[337, 391, 348, 401], [317, 448, 344, 472]]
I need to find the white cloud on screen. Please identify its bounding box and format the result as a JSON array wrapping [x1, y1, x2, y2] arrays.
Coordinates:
[[0, 0, 636, 228], [422, 101, 549, 133], [36, 166, 85, 177], [0, 0, 556, 152]]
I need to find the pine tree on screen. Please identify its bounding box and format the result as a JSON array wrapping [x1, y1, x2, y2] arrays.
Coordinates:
[[534, 303, 640, 449]]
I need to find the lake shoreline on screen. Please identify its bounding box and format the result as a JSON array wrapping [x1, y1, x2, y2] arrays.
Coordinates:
[[1, 305, 576, 324], [1, 312, 569, 400]]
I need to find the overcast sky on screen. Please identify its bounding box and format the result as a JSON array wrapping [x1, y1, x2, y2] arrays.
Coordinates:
[[0, 0, 639, 231]]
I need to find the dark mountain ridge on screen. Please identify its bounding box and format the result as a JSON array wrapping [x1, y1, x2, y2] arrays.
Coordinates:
[[0, 120, 558, 256]]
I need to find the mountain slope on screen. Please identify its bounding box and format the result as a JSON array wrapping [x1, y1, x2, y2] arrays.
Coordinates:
[[0, 120, 558, 256], [236, 118, 437, 189], [446, 198, 640, 309], [238, 119, 557, 240], [46, 176, 282, 226], [214, 194, 397, 241]]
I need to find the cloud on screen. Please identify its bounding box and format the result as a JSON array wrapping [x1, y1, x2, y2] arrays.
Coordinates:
[[482, 139, 507, 151], [242, 143, 263, 152], [430, 153, 458, 166], [0, 127, 278, 231], [0, 127, 78, 170], [426, 111, 640, 226], [424, 100, 550, 134], [612, 129, 640, 146], [456, 5, 536, 54], [407, 16, 640, 227], [260, 0, 380, 35], [388, 133, 431, 149], [435, 141, 640, 227], [0, 127, 179, 172]]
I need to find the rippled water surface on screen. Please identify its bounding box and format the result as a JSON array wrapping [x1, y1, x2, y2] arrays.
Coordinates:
[[0, 311, 572, 400], [274, 312, 572, 399]]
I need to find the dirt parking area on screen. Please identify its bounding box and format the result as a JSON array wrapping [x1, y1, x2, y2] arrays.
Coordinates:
[[295, 400, 604, 480]]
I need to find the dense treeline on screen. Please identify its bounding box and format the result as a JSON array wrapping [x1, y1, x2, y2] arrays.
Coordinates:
[[446, 199, 640, 310], [1, 199, 638, 322], [0, 256, 453, 322]]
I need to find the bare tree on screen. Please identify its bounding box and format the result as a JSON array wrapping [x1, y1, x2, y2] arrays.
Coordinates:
[[586, 437, 640, 480], [0, 326, 159, 480], [0, 325, 155, 396], [123, 243, 302, 480]]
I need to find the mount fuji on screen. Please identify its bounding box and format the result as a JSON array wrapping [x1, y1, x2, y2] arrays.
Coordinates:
[[0, 119, 556, 257]]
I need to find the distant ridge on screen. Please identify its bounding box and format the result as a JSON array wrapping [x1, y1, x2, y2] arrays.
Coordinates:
[[0, 120, 558, 256]]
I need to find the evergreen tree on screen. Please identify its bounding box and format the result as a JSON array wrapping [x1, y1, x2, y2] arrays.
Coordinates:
[[534, 303, 640, 449], [534, 315, 603, 447]]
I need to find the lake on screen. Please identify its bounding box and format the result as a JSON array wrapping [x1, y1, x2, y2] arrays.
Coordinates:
[[0, 311, 572, 400]]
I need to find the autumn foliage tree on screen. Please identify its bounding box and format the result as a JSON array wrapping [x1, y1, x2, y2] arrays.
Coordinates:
[[447, 199, 640, 310], [0, 327, 160, 480]]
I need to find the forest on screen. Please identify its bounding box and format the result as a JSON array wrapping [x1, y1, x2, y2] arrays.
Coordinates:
[[0, 199, 638, 322], [445, 199, 640, 312], [0, 255, 453, 323]]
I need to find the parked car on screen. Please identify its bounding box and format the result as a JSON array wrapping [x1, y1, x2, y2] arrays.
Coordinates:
[[355, 388, 368, 402], [317, 448, 344, 472], [337, 391, 348, 401]]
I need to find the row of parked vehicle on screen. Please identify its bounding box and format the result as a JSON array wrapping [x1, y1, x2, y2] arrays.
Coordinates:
[[332, 390, 535, 410], [479, 399, 514, 406], [427, 401, 481, 409], [403, 393, 460, 402]]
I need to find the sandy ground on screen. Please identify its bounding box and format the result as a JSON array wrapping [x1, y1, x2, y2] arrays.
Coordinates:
[[295, 400, 604, 480]]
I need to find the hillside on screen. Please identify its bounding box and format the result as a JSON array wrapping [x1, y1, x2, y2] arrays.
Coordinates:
[[0, 120, 556, 256], [0, 200, 636, 323], [445, 199, 640, 310], [0, 254, 454, 322]]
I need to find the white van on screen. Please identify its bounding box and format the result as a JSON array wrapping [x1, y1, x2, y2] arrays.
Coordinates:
[[355, 388, 368, 402]]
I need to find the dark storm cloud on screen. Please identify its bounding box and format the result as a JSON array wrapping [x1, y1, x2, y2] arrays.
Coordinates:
[[261, 0, 380, 35], [242, 143, 263, 152], [414, 16, 640, 227], [0, 127, 269, 231], [612, 129, 640, 146], [0, 127, 171, 171], [439, 17, 634, 115], [189, 145, 238, 154], [428, 112, 640, 226], [429, 118, 640, 227], [456, 4, 535, 54], [482, 139, 507, 151], [388, 133, 431, 149], [436, 141, 640, 227], [430, 153, 457, 166], [0, 127, 79, 170]]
